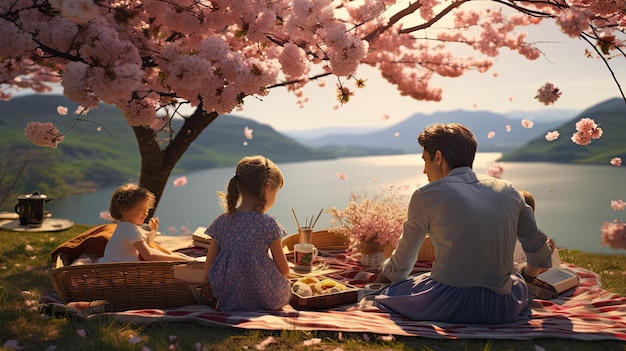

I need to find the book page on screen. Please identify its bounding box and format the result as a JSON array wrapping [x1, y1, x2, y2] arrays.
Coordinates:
[[537, 268, 579, 292]]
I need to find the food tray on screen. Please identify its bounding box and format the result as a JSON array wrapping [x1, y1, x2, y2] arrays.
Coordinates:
[[289, 277, 358, 311]]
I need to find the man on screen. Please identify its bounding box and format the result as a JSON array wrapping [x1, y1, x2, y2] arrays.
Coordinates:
[[375, 123, 552, 324]]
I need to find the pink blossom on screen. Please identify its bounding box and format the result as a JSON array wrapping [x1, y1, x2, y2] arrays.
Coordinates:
[[244, 126, 254, 140], [56, 106, 68, 115], [610, 157, 622, 167], [487, 162, 505, 179], [24, 122, 65, 148], [505, 125, 511, 132], [571, 117, 603, 146], [534, 82, 562, 105], [611, 200, 626, 211], [487, 131, 495, 139], [601, 220, 626, 250], [337, 172, 349, 181], [172, 176, 188, 187], [99, 211, 114, 222], [521, 119, 534, 129], [545, 131, 560, 141], [571, 131, 592, 146]]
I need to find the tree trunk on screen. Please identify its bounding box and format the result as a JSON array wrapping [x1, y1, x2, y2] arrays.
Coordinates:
[[132, 105, 219, 217]]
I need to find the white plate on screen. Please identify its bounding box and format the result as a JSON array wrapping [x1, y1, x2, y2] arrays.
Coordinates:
[[0, 218, 74, 232]]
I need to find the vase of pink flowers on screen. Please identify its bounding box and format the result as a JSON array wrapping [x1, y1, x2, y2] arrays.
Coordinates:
[[327, 186, 408, 267]]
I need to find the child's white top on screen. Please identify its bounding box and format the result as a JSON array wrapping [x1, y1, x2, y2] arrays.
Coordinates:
[[98, 221, 146, 263]]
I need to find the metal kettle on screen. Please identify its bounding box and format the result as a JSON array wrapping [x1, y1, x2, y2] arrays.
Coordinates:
[[14, 192, 51, 227]]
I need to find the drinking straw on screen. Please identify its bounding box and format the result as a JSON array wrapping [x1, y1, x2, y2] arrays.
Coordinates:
[[291, 209, 301, 228], [311, 208, 323, 229]]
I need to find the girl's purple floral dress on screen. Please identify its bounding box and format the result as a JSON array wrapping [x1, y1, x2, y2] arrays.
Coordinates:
[[206, 212, 292, 311]]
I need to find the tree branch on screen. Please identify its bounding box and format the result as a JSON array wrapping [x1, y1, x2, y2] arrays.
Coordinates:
[[580, 33, 626, 103], [399, 0, 469, 34]]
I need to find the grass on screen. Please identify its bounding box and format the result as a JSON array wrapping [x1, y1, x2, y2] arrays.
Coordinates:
[[0, 224, 625, 351]]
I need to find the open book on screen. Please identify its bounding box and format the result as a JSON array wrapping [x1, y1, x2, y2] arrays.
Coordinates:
[[526, 267, 580, 299]]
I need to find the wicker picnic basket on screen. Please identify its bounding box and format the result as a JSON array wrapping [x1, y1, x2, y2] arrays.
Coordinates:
[[51, 259, 216, 312], [281, 229, 436, 262], [281, 229, 351, 252]]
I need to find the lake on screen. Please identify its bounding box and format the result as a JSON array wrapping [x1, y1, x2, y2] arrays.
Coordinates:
[[46, 153, 626, 255]]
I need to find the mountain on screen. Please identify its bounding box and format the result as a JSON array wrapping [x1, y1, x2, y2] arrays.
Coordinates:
[[294, 110, 573, 153], [501, 98, 626, 164], [0, 95, 335, 199]]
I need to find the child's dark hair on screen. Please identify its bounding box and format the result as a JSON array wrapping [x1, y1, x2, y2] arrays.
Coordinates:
[[109, 184, 156, 221], [220, 156, 284, 214], [519, 189, 536, 212]]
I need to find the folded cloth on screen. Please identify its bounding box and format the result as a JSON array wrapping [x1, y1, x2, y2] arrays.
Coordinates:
[[51, 223, 171, 265]]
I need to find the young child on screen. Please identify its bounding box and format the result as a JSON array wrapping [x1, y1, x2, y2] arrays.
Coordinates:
[[203, 156, 291, 311], [515, 190, 559, 268], [98, 184, 191, 263]]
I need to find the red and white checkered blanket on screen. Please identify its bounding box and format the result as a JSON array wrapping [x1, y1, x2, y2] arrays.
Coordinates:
[[89, 250, 626, 341]]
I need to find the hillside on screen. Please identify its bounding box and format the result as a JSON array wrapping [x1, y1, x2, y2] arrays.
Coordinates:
[[501, 98, 626, 164], [0, 95, 334, 200], [295, 110, 570, 153]]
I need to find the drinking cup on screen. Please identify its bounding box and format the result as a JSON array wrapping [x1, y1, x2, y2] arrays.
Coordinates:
[[293, 243, 318, 272], [298, 226, 313, 244]]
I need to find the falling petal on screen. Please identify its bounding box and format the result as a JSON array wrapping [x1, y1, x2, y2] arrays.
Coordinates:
[[380, 335, 395, 341], [508, 96, 514, 102], [362, 333, 370, 341], [96, 126, 102, 132], [610, 157, 622, 167], [24, 244, 34, 252], [77, 329, 87, 338], [382, 114, 390, 120], [505, 125, 511, 132], [244, 126, 254, 140], [545, 131, 560, 141], [194, 343, 202, 351], [99, 211, 114, 221], [173, 176, 188, 187], [167, 226, 178, 235], [56, 106, 68, 115], [142, 346, 152, 351], [487, 131, 495, 139], [302, 338, 322, 346], [243, 141, 248, 146], [521, 119, 534, 128], [394, 132, 400, 137], [336, 172, 348, 181], [255, 336, 276, 350]]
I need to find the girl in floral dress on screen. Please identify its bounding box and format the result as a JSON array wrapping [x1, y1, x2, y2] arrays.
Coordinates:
[[203, 156, 291, 311]]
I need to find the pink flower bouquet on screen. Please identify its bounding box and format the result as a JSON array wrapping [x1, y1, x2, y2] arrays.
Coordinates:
[[327, 187, 407, 247]]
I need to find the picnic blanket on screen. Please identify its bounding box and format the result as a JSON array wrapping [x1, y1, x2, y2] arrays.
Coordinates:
[[46, 243, 626, 342]]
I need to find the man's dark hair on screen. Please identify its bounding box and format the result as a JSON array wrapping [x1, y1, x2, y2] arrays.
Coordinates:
[[417, 123, 477, 169]]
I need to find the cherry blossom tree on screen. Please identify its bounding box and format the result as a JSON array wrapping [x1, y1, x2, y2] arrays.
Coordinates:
[[1, 0, 624, 211]]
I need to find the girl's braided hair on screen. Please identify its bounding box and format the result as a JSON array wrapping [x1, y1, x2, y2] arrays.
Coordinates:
[[220, 156, 284, 214]]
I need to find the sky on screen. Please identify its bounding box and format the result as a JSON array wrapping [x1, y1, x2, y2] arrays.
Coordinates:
[[238, 21, 626, 132]]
